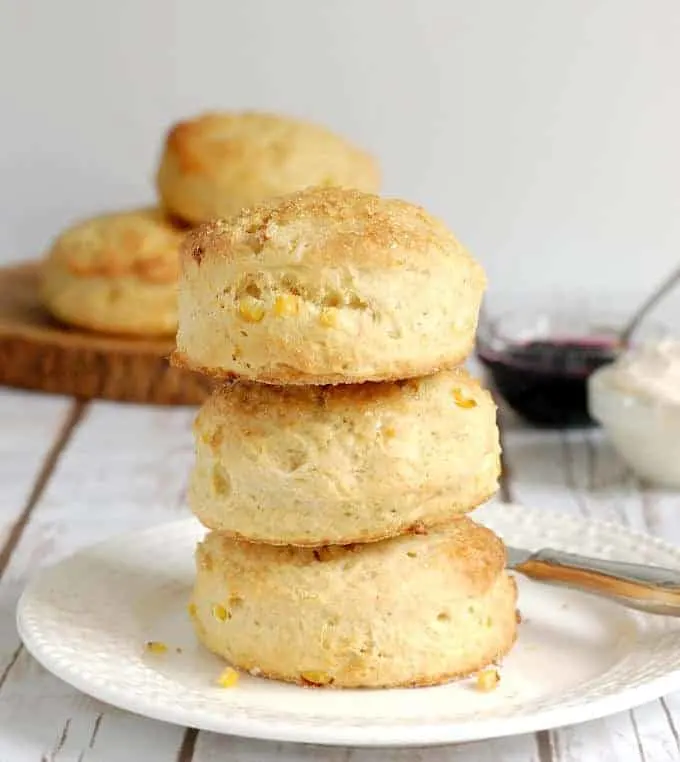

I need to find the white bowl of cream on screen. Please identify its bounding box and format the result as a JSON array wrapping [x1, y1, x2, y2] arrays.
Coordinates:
[[588, 339, 680, 488]]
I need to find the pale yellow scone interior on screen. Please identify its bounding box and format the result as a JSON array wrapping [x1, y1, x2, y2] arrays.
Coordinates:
[[174, 187, 487, 384], [41, 208, 184, 336], [190, 368, 500, 545], [190, 517, 517, 689], [156, 111, 381, 225]]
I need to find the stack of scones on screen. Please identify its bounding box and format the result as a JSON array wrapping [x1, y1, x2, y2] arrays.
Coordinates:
[[177, 186, 518, 688]]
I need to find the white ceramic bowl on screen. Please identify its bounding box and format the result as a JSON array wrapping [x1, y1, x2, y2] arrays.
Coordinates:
[[588, 366, 680, 488]]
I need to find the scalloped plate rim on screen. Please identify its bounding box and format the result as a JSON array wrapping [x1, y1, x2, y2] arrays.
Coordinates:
[[16, 504, 680, 747]]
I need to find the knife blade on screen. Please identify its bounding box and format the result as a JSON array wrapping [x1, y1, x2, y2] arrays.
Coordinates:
[[505, 544, 680, 617]]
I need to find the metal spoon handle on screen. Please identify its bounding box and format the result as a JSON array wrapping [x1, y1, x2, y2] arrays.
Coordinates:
[[515, 548, 680, 617], [620, 264, 680, 346]]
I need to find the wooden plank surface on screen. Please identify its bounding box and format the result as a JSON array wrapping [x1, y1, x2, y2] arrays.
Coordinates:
[[191, 733, 542, 761], [0, 388, 71, 560], [0, 397, 196, 762]]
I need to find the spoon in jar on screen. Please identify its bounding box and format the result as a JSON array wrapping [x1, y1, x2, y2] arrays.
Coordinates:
[[619, 264, 680, 347]]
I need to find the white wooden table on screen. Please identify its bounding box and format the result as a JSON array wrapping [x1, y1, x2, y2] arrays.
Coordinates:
[[1, 387, 679, 762]]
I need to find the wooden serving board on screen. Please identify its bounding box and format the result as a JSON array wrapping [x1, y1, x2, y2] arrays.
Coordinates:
[[0, 262, 212, 405]]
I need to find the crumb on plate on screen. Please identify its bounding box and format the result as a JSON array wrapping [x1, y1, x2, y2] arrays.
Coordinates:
[[145, 640, 168, 655], [476, 668, 500, 692], [217, 667, 240, 688]]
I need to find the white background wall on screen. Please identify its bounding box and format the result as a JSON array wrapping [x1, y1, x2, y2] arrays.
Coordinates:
[[2, 0, 679, 312]]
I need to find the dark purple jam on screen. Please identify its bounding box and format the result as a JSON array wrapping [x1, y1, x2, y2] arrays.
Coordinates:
[[477, 338, 620, 427]]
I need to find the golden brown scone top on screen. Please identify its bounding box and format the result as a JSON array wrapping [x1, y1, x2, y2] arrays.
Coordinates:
[[184, 186, 480, 271], [161, 110, 378, 179], [46, 208, 185, 284], [198, 516, 506, 597]]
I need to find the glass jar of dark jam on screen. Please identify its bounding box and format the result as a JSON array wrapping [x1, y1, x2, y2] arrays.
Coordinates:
[[475, 304, 624, 428]]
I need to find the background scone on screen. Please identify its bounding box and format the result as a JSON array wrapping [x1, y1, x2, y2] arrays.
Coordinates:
[[156, 111, 380, 224], [190, 517, 517, 688], [191, 369, 500, 545], [174, 187, 487, 384], [41, 208, 183, 336]]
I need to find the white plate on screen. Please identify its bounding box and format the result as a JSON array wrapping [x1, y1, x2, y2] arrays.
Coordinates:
[[16, 503, 680, 748]]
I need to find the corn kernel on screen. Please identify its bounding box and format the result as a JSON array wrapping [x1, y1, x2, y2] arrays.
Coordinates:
[[300, 670, 333, 686], [382, 425, 396, 439], [274, 294, 300, 317], [318, 308, 337, 327], [453, 388, 478, 408], [145, 641, 168, 655], [187, 603, 197, 618], [217, 667, 240, 688], [476, 668, 500, 692], [212, 603, 230, 622], [238, 298, 265, 323]]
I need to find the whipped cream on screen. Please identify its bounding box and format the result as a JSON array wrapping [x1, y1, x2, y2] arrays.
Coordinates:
[[608, 339, 680, 406]]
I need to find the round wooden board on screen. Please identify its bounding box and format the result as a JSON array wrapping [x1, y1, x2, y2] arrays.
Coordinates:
[[0, 262, 212, 405]]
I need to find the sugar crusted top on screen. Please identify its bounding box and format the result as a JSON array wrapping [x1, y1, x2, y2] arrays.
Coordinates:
[[182, 187, 484, 272]]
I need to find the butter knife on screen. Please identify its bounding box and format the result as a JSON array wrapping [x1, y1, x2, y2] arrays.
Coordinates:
[[506, 545, 680, 617]]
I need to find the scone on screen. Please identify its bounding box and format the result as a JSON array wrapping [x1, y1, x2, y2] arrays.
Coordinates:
[[41, 208, 184, 336], [156, 111, 380, 225], [190, 369, 500, 545], [190, 518, 518, 688], [173, 187, 486, 384]]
